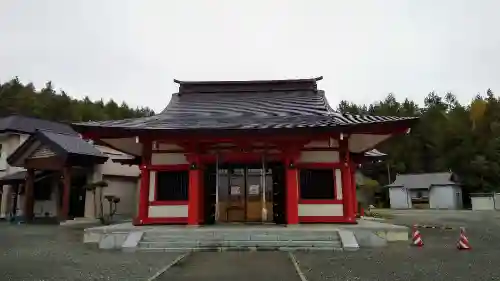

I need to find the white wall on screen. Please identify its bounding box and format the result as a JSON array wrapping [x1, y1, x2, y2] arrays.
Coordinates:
[[102, 176, 138, 218], [298, 204, 343, 217], [299, 151, 339, 163], [429, 185, 461, 209], [389, 187, 411, 209], [0, 133, 27, 218], [151, 153, 188, 165], [471, 196, 495, 211], [97, 145, 140, 177], [84, 153, 140, 219], [149, 205, 188, 218]]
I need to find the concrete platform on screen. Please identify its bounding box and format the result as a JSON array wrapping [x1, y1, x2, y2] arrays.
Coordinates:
[[83, 220, 408, 252]]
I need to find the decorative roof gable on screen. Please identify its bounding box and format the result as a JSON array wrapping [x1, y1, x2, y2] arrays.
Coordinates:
[[8, 130, 107, 168]]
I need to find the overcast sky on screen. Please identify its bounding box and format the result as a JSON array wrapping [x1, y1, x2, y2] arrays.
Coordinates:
[[1, 0, 499, 112]]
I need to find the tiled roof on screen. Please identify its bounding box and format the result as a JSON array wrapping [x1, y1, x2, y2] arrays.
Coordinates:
[[74, 78, 418, 131], [7, 131, 107, 167], [364, 149, 387, 157], [386, 172, 458, 189], [39, 131, 105, 157], [0, 115, 77, 135]]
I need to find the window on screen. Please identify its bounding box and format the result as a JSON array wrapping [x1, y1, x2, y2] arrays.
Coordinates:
[[156, 171, 189, 201], [299, 169, 335, 199]]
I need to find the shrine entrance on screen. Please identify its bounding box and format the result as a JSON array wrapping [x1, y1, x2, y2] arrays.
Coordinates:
[[203, 162, 286, 225]]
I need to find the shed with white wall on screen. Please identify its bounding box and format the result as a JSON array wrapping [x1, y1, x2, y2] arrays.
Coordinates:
[[387, 172, 462, 210]]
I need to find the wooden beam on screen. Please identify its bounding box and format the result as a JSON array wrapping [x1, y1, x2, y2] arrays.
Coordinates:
[[23, 169, 35, 221], [60, 167, 71, 222]]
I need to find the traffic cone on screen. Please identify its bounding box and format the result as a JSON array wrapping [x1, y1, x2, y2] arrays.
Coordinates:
[[411, 225, 424, 247], [457, 227, 471, 250]]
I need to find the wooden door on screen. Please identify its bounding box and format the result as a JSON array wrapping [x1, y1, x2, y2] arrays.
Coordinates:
[[226, 167, 245, 222], [245, 168, 262, 222]]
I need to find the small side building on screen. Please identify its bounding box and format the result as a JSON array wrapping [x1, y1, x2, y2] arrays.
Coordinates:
[[0, 115, 140, 222], [386, 172, 462, 209]]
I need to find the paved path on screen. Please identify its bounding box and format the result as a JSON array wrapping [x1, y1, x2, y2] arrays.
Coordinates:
[[157, 252, 302, 281]]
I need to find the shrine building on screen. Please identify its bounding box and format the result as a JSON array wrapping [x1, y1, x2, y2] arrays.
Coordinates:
[[73, 77, 418, 226]]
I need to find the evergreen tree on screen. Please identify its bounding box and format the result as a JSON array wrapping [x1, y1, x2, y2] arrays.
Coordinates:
[[0, 78, 155, 121]]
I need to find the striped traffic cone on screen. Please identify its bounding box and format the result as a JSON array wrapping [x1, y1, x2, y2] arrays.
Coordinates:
[[457, 227, 471, 250], [411, 225, 424, 247]]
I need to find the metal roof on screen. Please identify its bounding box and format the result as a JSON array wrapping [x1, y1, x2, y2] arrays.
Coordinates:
[[0, 115, 76, 135], [0, 170, 49, 185], [73, 78, 418, 131], [364, 149, 387, 157], [39, 131, 106, 157], [7, 130, 107, 167], [386, 172, 458, 190]]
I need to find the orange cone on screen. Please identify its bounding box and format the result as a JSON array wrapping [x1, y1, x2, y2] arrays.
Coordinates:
[[411, 225, 424, 247], [457, 227, 471, 250]]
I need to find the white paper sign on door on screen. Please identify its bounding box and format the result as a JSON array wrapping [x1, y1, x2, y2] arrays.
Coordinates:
[[249, 185, 260, 195], [230, 186, 241, 195]]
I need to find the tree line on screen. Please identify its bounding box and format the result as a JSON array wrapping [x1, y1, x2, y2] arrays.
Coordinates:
[[0, 77, 155, 121], [1, 77, 497, 199], [338, 89, 500, 203]]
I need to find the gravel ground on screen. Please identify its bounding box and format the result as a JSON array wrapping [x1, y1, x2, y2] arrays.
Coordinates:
[[3, 210, 500, 281], [294, 210, 500, 281], [0, 223, 185, 281]]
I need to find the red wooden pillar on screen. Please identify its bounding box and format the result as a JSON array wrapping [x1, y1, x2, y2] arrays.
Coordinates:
[[23, 168, 35, 221], [136, 139, 152, 225], [340, 139, 356, 223], [187, 154, 202, 225], [198, 165, 205, 223], [60, 167, 71, 221], [285, 153, 299, 225], [350, 162, 358, 215]]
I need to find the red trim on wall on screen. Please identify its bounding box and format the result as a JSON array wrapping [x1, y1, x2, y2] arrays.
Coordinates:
[[198, 152, 284, 164], [137, 139, 152, 224], [285, 155, 300, 225], [149, 201, 189, 206], [187, 156, 202, 225], [299, 216, 356, 223], [148, 164, 190, 171], [298, 199, 343, 204], [339, 139, 356, 223]]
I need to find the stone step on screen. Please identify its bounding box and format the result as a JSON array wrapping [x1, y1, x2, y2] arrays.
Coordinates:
[[138, 240, 342, 249], [141, 232, 340, 242], [136, 230, 343, 251], [138, 246, 343, 252]]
